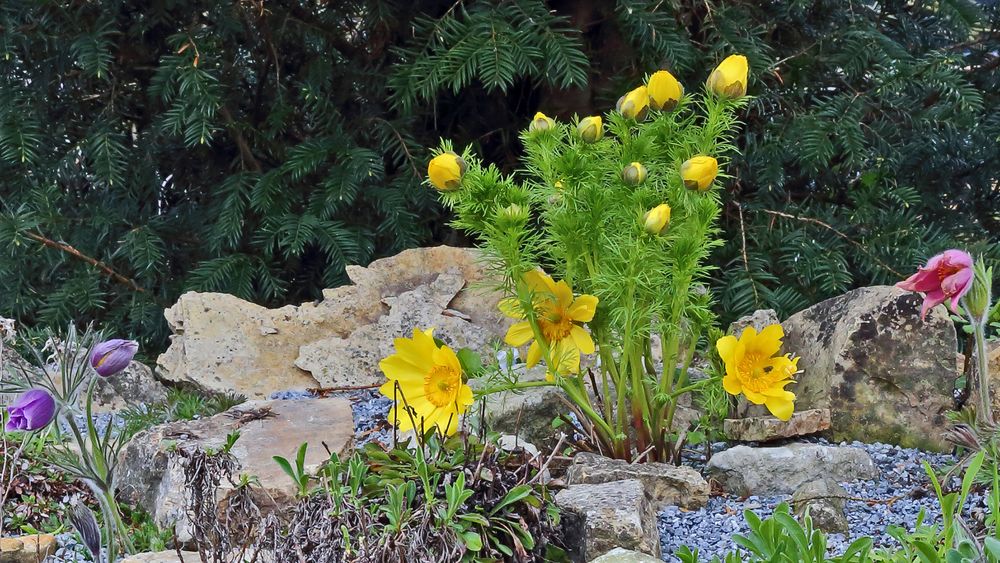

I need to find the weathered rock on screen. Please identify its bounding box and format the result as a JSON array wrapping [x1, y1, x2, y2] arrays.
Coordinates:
[[0, 534, 56, 563], [555, 479, 659, 561], [780, 286, 958, 451], [157, 246, 508, 398], [791, 478, 849, 533], [724, 409, 830, 442], [706, 443, 878, 496], [296, 272, 500, 388], [477, 364, 565, 445], [120, 550, 201, 562], [985, 347, 1000, 414], [118, 398, 354, 542], [589, 547, 663, 562], [90, 361, 170, 412], [728, 309, 780, 336], [565, 452, 708, 510]]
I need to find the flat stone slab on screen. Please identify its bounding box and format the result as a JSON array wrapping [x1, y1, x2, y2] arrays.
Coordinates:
[[0, 534, 57, 563], [724, 408, 831, 442], [706, 443, 878, 496], [121, 551, 202, 562], [555, 479, 659, 561], [565, 452, 708, 510], [590, 547, 663, 562]]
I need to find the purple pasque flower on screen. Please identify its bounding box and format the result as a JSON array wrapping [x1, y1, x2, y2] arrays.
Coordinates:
[[90, 339, 139, 377], [5, 388, 56, 432]]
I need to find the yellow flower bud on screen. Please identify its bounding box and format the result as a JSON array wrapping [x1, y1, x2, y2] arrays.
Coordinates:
[[578, 116, 603, 143], [680, 155, 719, 191], [554, 180, 565, 190], [427, 151, 467, 191], [647, 70, 683, 111], [529, 111, 555, 132], [616, 85, 649, 120], [621, 162, 648, 186], [706, 54, 748, 98], [643, 204, 671, 235]]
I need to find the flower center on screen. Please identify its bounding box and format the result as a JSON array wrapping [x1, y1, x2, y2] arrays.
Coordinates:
[[423, 364, 460, 407], [737, 352, 776, 393], [538, 308, 574, 342], [937, 263, 963, 296]]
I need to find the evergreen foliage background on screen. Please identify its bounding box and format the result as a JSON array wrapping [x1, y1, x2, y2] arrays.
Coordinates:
[[0, 0, 997, 351]]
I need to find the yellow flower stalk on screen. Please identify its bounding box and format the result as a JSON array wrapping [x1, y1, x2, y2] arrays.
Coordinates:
[[501, 270, 598, 375], [427, 152, 467, 191], [621, 162, 647, 186], [577, 116, 603, 143], [379, 327, 474, 435], [706, 54, 748, 98], [529, 111, 555, 132], [716, 324, 798, 420], [680, 155, 718, 191], [643, 204, 671, 235], [617, 85, 649, 121], [647, 70, 683, 111]]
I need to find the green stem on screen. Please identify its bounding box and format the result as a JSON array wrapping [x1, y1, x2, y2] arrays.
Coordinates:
[[971, 314, 994, 426], [475, 379, 555, 396]]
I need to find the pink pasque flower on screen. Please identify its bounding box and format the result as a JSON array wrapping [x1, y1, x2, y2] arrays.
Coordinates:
[[897, 249, 974, 320]]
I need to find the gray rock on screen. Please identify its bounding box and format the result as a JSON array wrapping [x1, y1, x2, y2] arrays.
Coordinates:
[[90, 361, 169, 412], [705, 443, 878, 496], [781, 286, 958, 451], [589, 547, 662, 562], [555, 479, 659, 561], [791, 478, 849, 533], [477, 364, 566, 445], [724, 408, 830, 443], [117, 398, 354, 543], [566, 452, 708, 510], [728, 309, 780, 336]]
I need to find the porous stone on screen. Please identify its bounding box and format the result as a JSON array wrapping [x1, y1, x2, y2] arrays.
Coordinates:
[[565, 452, 708, 510], [780, 286, 958, 451], [120, 550, 201, 562], [157, 246, 509, 398], [118, 398, 354, 543], [89, 361, 169, 412], [705, 443, 878, 496], [728, 309, 780, 336], [0, 534, 56, 563], [724, 408, 830, 442], [589, 547, 663, 562], [791, 478, 849, 533], [555, 479, 659, 561]]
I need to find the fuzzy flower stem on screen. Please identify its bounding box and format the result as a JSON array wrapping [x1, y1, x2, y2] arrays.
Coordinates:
[[970, 309, 994, 426]]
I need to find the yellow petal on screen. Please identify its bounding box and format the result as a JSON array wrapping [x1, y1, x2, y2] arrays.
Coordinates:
[[499, 297, 526, 319], [568, 294, 598, 322], [526, 341, 542, 367], [505, 321, 534, 347], [569, 325, 595, 355], [378, 355, 427, 383], [744, 324, 784, 358], [722, 373, 742, 395], [716, 335, 739, 364], [432, 345, 462, 375], [764, 395, 794, 421], [457, 384, 475, 408], [743, 388, 766, 405], [647, 70, 683, 110], [523, 269, 557, 296], [552, 342, 581, 374], [553, 280, 574, 308]]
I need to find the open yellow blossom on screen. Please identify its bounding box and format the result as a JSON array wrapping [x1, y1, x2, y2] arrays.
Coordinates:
[[647, 70, 683, 110], [680, 155, 718, 191], [501, 270, 598, 376], [716, 324, 798, 420], [427, 152, 467, 191], [706, 54, 748, 98], [379, 328, 474, 435]]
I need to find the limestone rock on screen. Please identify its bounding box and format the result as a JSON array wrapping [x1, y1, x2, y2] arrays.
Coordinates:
[[589, 547, 663, 562], [118, 398, 353, 542], [565, 452, 708, 510], [90, 361, 169, 412], [555, 479, 659, 561], [157, 246, 508, 398], [477, 364, 565, 445], [0, 534, 56, 563], [792, 478, 849, 534], [706, 443, 877, 496], [121, 550, 201, 562], [724, 409, 831, 443], [728, 309, 780, 336], [780, 286, 958, 451]]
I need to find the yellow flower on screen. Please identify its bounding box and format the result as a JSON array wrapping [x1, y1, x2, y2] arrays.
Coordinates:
[[621, 162, 647, 186], [680, 155, 718, 191], [617, 85, 649, 120], [578, 116, 603, 143], [643, 204, 671, 235], [427, 152, 467, 191], [501, 270, 598, 375], [706, 54, 748, 98], [529, 111, 555, 132], [379, 328, 474, 435], [554, 180, 565, 190], [716, 324, 798, 421], [647, 70, 683, 111]]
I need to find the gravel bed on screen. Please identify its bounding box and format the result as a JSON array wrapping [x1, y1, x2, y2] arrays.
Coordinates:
[[659, 441, 982, 561]]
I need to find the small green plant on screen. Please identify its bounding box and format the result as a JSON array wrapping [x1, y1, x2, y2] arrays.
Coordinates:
[[272, 442, 311, 498], [120, 387, 245, 438]]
